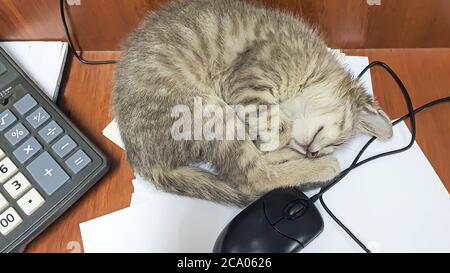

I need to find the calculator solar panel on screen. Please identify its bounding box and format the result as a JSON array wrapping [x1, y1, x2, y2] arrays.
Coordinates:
[[0, 47, 108, 252]]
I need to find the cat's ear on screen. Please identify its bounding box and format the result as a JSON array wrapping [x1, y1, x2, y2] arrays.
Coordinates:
[[357, 104, 393, 140]]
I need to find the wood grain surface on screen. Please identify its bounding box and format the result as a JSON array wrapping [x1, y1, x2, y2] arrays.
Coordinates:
[[1, 0, 450, 50], [25, 52, 134, 253], [22, 48, 450, 252]]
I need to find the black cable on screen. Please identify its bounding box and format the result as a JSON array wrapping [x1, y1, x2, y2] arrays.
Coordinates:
[[309, 61, 450, 253], [319, 196, 372, 253], [317, 98, 450, 253], [59, 0, 118, 65], [311, 61, 416, 202]]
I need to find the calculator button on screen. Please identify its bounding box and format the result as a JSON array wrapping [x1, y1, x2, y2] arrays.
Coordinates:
[[52, 135, 77, 158], [0, 193, 7, 212], [38, 120, 63, 144], [13, 137, 42, 164], [0, 148, 5, 160], [0, 207, 22, 235], [0, 62, 6, 76], [14, 94, 37, 116], [26, 107, 50, 129], [4, 123, 29, 146], [0, 157, 18, 183], [66, 150, 91, 174], [26, 152, 69, 195], [0, 110, 17, 132], [4, 173, 31, 199], [17, 189, 45, 216]]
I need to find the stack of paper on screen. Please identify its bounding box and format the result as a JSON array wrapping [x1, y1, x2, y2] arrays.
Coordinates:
[[0, 41, 68, 101], [80, 55, 450, 253]]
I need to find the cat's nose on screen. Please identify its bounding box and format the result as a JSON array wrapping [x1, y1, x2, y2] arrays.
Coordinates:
[[306, 151, 319, 158], [295, 140, 320, 158]]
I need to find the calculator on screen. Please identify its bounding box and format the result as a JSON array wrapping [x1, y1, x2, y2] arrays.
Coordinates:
[[0, 47, 108, 252]]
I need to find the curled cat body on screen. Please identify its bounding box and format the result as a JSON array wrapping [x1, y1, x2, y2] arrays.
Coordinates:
[[112, 0, 393, 207]]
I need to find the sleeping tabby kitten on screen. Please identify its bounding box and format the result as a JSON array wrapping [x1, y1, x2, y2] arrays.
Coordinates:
[[112, 0, 393, 207]]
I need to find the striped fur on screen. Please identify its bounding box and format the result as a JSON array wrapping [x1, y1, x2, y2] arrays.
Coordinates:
[[112, 0, 393, 207]]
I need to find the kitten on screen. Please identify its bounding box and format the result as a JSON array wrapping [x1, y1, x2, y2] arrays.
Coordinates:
[[112, 0, 393, 207]]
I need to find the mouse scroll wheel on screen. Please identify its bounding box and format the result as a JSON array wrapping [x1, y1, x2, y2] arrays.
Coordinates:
[[285, 199, 308, 219]]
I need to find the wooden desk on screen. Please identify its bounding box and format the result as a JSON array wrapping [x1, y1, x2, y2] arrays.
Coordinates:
[[3, 0, 450, 49], [25, 49, 450, 252]]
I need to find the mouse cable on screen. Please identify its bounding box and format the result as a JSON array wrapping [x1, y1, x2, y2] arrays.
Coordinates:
[[312, 61, 416, 202], [59, 0, 118, 65], [309, 61, 450, 252], [318, 97, 450, 253]]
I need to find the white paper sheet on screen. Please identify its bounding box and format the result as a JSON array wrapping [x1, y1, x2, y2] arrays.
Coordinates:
[[81, 176, 240, 253], [81, 55, 450, 253], [0, 41, 68, 101], [304, 122, 450, 253], [102, 119, 124, 149]]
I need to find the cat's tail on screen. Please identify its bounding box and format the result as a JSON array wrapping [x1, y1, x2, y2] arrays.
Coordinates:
[[146, 166, 256, 207]]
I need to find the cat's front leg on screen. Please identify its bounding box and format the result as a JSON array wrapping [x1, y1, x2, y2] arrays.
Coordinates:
[[263, 147, 304, 164], [302, 156, 341, 184], [276, 156, 340, 186], [236, 103, 291, 152], [255, 109, 292, 152], [227, 85, 289, 151], [252, 155, 341, 193]]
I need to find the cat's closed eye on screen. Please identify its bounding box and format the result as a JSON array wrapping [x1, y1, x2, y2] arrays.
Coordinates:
[[326, 141, 346, 148]]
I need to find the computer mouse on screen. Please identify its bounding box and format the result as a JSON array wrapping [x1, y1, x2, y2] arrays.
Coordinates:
[[213, 187, 324, 253]]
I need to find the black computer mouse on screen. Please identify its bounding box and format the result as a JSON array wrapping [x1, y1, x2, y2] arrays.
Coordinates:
[[213, 187, 324, 253]]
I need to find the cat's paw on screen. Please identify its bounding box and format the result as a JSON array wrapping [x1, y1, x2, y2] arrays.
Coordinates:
[[237, 105, 285, 152], [255, 136, 282, 151], [309, 156, 340, 183], [257, 122, 293, 152], [263, 147, 304, 164]]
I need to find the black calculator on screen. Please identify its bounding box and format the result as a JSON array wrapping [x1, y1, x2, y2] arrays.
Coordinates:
[[0, 47, 108, 252]]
